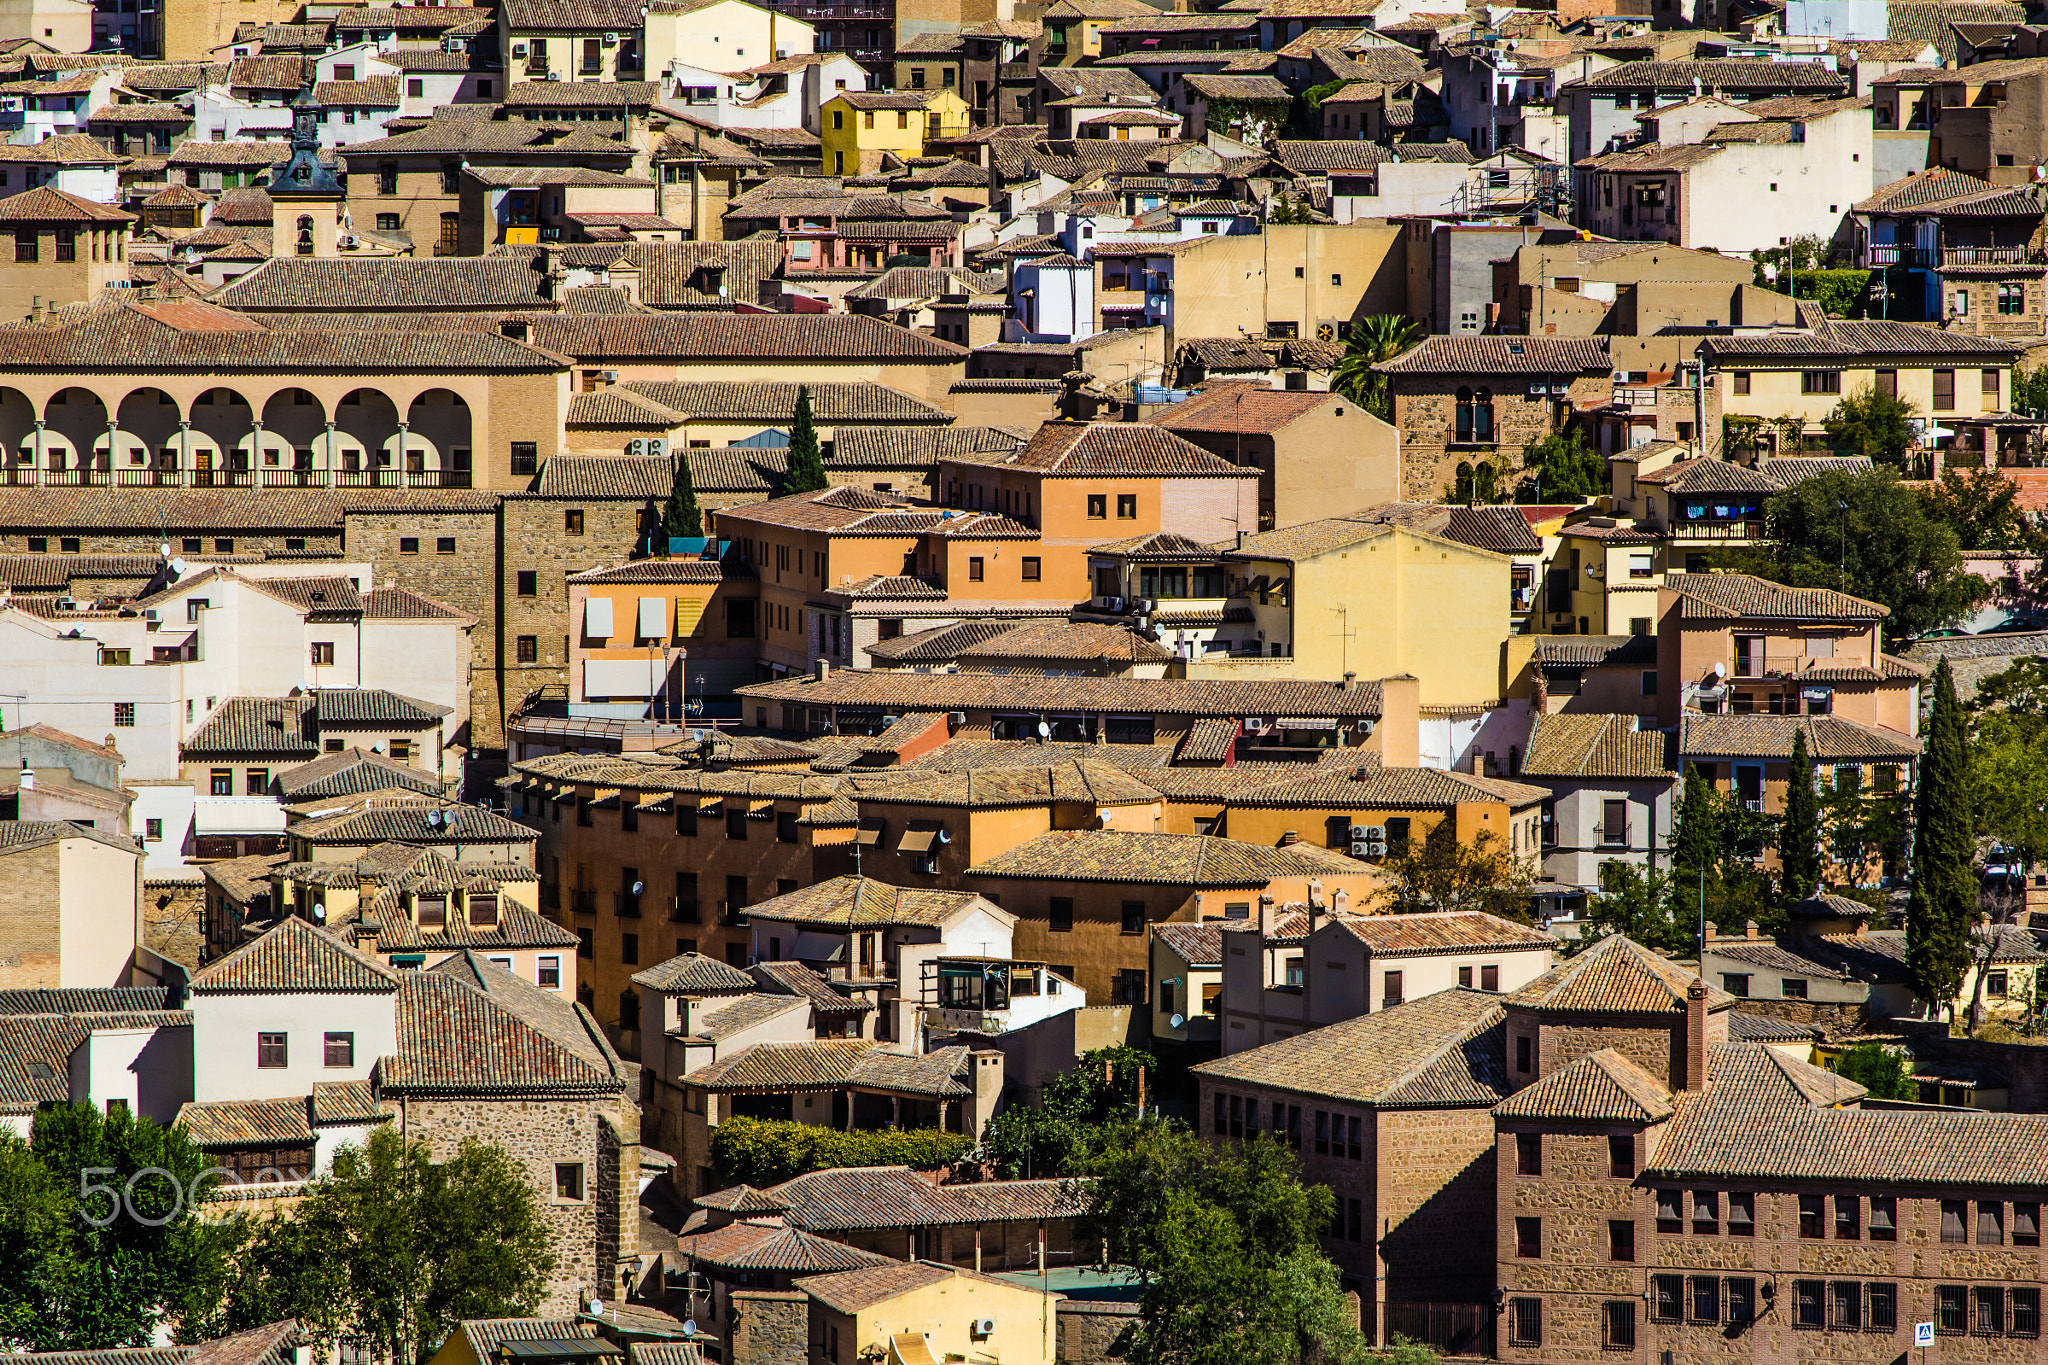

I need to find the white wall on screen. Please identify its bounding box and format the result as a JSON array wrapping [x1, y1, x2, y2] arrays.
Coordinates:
[[67, 1022, 193, 1122], [57, 835, 141, 988], [190, 989, 396, 1102]]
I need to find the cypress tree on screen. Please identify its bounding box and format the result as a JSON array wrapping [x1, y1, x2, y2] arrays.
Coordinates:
[[1671, 767, 1720, 882], [1906, 658, 1973, 1018], [783, 385, 827, 494], [1778, 727, 1823, 902], [662, 453, 702, 539]]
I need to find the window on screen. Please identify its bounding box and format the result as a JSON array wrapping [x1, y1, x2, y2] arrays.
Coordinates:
[[1509, 1299, 1540, 1348], [53, 227, 72, 262], [1653, 1190, 1681, 1232], [1693, 1190, 1718, 1234], [1481, 964, 1498, 990], [257, 1033, 287, 1068], [114, 702, 134, 728], [511, 442, 538, 475], [622, 933, 638, 965], [1976, 1286, 2005, 1335], [1088, 494, 1107, 518], [1121, 900, 1145, 934], [1650, 1275, 1681, 1323], [379, 162, 397, 195], [244, 769, 268, 796], [577, 928, 592, 958], [1942, 1199, 1968, 1242], [1021, 557, 1041, 582], [2016, 1201, 2039, 1245], [1865, 1195, 1895, 1240], [210, 769, 232, 796], [1798, 1194, 1824, 1238], [1934, 368, 1956, 410], [1691, 1276, 1721, 1324], [1608, 1135, 1634, 1178], [99, 648, 130, 666], [1782, 976, 1809, 999], [1602, 1301, 1634, 1350], [778, 810, 799, 843], [436, 537, 456, 554], [1987, 969, 2010, 996], [1868, 1282, 1895, 1332], [1516, 1034, 1531, 1073], [1382, 969, 1402, 1006], [555, 1163, 585, 1201], [1800, 370, 1842, 394], [726, 810, 747, 840], [1831, 1281, 1861, 1329], [399, 537, 420, 555], [1453, 386, 1495, 442], [310, 641, 335, 666], [968, 556, 984, 582], [1050, 897, 1073, 932], [1794, 1280, 1824, 1329], [1515, 1216, 1541, 1258], [323, 1032, 353, 1067], [1727, 1191, 1754, 1235], [13, 229, 33, 262], [1938, 1285, 1966, 1334], [1608, 1219, 1634, 1262], [1516, 1132, 1542, 1176], [1117, 493, 1137, 518], [1980, 1200, 2004, 1244], [145, 819, 162, 841], [517, 635, 537, 663], [1600, 798, 1626, 847], [1721, 973, 1750, 997], [1642, 670, 1658, 695], [1727, 1277, 1756, 1323], [1731, 370, 1751, 394], [565, 510, 584, 534], [2015, 1288, 2040, 1337], [1997, 285, 2025, 316]]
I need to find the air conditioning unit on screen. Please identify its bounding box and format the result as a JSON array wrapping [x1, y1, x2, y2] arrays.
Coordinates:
[[512, 42, 527, 56], [648, 438, 669, 458], [339, 234, 359, 248], [1349, 824, 1387, 842], [1243, 716, 1264, 730], [602, 369, 619, 383], [972, 1321, 995, 1339], [141, 607, 159, 622], [1101, 595, 1124, 612], [1350, 840, 1388, 857], [545, 70, 563, 80], [604, 30, 619, 42], [627, 439, 646, 457], [540, 226, 562, 240]]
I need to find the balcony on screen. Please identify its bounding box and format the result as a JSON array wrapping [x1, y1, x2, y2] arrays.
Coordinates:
[[1669, 519, 1765, 542], [1867, 243, 2042, 268], [614, 890, 641, 919], [1611, 387, 1658, 409], [669, 896, 700, 924], [571, 888, 596, 915]]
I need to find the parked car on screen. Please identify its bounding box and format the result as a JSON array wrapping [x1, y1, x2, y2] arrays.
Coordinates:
[[1978, 617, 2048, 635]]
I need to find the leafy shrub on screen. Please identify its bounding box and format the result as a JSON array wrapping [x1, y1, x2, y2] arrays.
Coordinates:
[[709, 1115, 970, 1188]]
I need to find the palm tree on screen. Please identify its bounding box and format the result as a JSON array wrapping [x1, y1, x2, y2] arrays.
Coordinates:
[[1332, 313, 1423, 422]]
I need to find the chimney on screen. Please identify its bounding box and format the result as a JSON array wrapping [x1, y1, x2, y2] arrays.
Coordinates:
[[1279, 830, 1299, 846], [1236, 530, 1247, 550], [1744, 919, 1758, 939], [1342, 670, 1356, 689], [1471, 752, 1487, 775], [1256, 893, 1276, 940], [1331, 888, 1348, 915], [813, 658, 830, 683], [1683, 978, 1710, 1091]]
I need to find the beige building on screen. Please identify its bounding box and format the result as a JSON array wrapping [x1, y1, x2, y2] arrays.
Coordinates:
[[0, 820, 144, 989], [1148, 385, 1399, 532], [1170, 223, 1407, 349], [501, 0, 647, 85], [0, 187, 132, 322], [644, 0, 816, 81], [0, 0, 89, 51], [800, 1261, 1062, 1365]]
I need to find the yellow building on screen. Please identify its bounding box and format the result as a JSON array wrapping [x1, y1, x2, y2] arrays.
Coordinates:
[[800, 1260, 1061, 1365], [1701, 321, 2021, 454], [1185, 518, 1512, 707], [1167, 222, 1407, 349], [566, 554, 758, 706], [820, 89, 971, 175]]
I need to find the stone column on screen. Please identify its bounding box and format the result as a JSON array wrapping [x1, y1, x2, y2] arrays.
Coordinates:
[[249, 419, 264, 483], [324, 421, 337, 487], [178, 420, 191, 487]]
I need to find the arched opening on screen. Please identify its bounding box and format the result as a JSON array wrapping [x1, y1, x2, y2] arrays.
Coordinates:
[[404, 389, 473, 488], [39, 388, 107, 482], [114, 387, 184, 485], [187, 387, 256, 486], [260, 389, 328, 485], [1454, 386, 1494, 445], [333, 388, 401, 486], [0, 388, 38, 484], [295, 214, 314, 256]]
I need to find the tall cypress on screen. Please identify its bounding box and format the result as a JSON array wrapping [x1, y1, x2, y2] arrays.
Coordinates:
[[662, 453, 702, 539], [1671, 767, 1720, 882], [1778, 727, 1822, 902], [783, 385, 827, 494], [1906, 658, 1973, 1019]]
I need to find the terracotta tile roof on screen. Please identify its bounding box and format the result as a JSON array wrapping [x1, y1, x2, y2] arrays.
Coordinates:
[[1376, 335, 1610, 375], [1530, 634, 1658, 667], [1151, 920, 1226, 967], [525, 313, 967, 361], [211, 257, 551, 312], [201, 851, 287, 908], [0, 552, 159, 586], [362, 586, 474, 621], [1173, 716, 1239, 762], [742, 671, 1385, 720], [853, 759, 1164, 810], [0, 185, 132, 223], [227, 54, 309, 88], [764, 1167, 1083, 1231], [501, 79, 661, 108], [310, 1077, 381, 1124], [177, 1094, 318, 1146], [1494, 1047, 1676, 1122], [1703, 319, 2020, 361], [189, 916, 399, 995], [276, 747, 443, 800], [0, 303, 556, 371], [1636, 457, 1780, 494], [383, 968, 628, 1095], [955, 620, 1176, 665], [1325, 910, 1556, 956], [618, 380, 950, 424], [685, 1040, 975, 1098], [750, 960, 873, 1015], [293, 803, 538, 847], [182, 696, 318, 757], [1505, 935, 1733, 1015], [1521, 714, 1676, 780], [695, 1184, 789, 1213], [90, 100, 194, 122], [1679, 712, 1920, 761], [317, 77, 400, 106], [832, 425, 1027, 467], [2, 1013, 182, 1111], [501, 0, 645, 29], [678, 1222, 894, 1274], [1147, 386, 1343, 436], [1222, 765, 1546, 810], [1664, 571, 1887, 620], [0, 986, 171, 1014], [952, 420, 1256, 478], [967, 828, 1364, 885], [1580, 58, 1848, 90], [565, 559, 725, 584], [799, 1261, 1040, 1315], [630, 952, 757, 993], [313, 688, 449, 725], [1197, 987, 1508, 1107], [1728, 1011, 1818, 1040], [740, 877, 991, 928], [1788, 890, 1878, 919], [1856, 165, 2010, 214], [454, 1322, 598, 1363]]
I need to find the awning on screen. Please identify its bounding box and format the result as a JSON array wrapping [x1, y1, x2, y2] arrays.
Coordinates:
[[1276, 717, 1338, 729], [856, 817, 885, 847], [637, 595, 666, 640], [898, 821, 944, 853], [584, 657, 667, 699], [193, 798, 288, 835], [583, 595, 613, 639]]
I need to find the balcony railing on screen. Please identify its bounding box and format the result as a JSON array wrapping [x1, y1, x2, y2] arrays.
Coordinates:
[[0, 464, 472, 490], [571, 888, 595, 915], [1611, 387, 1658, 408], [670, 896, 700, 924], [1868, 243, 2042, 267], [615, 890, 641, 919], [1669, 519, 1766, 541]]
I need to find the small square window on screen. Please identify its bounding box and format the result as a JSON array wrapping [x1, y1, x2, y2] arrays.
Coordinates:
[[1116, 493, 1137, 518], [214, 538, 232, 553], [257, 1032, 287, 1068], [399, 537, 420, 554], [555, 1162, 585, 1201], [436, 537, 456, 554], [311, 641, 335, 666], [60, 537, 79, 553], [517, 635, 538, 663], [114, 702, 134, 728], [517, 570, 538, 596], [323, 1032, 354, 1067], [565, 510, 585, 535], [1021, 557, 1041, 581]]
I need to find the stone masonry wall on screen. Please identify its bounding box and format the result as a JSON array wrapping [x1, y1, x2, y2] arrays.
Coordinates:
[[730, 1289, 807, 1365], [0, 841, 61, 986], [1056, 1301, 1138, 1365]]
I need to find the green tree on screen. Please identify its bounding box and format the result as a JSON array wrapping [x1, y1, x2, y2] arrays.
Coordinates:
[[1971, 656, 2048, 729], [1822, 386, 1919, 467], [1778, 727, 1822, 901], [1519, 428, 1605, 502], [1671, 767, 1720, 884], [0, 1104, 225, 1353], [1818, 764, 1903, 887], [1729, 467, 1988, 639], [1332, 314, 1423, 422], [212, 1128, 555, 1364], [1907, 659, 1975, 1019], [2015, 363, 2048, 418], [783, 385, 827, 494], [711, 1117, 969, 1188], [1971, 712, 2048, 889], [1667, 768, 1783, 938], [1585, 863, 1693, 956], [661, 453, 702, 539], [1373, 821, 1532, 918], [979, 1046, 1154, 1179], [1832, 1041, 1915, 1099], [1922, 467, 2044, 552], [1266, 193, 1315, 225]]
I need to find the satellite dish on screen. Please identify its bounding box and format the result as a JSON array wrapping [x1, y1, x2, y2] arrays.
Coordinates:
[[589, 1300, 604, 1316], [1169, 1013, 1185, 1029], [312, 904, 327, 921], [158, 542, 170, 558], [425, 809, 443, 828], [631, 880, 644, 896], [681, 1322, 698, 1339], [1036, 720, 1051, 739], [170, 558, 186, 575]]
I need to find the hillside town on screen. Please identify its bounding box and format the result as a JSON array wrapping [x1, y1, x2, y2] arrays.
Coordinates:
[[10, 0, 2048, 1358]]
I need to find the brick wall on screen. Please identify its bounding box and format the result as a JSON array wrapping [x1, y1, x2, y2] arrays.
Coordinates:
[[0, 841, 60, 985]]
